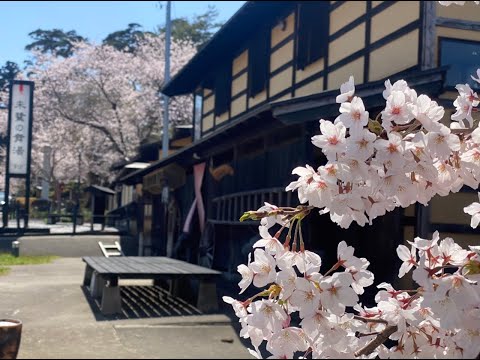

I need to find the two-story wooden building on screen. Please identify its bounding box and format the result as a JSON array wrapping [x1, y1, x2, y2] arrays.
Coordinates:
[[121, 1, 480, 292]]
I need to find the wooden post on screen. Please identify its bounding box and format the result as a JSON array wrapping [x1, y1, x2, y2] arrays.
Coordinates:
[[90, 194, 95, 232], [415, 203, 431, 239], [421, 1, 436, 70]]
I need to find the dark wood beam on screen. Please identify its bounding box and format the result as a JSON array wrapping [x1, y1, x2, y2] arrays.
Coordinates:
[[436, 17, 480, 31]]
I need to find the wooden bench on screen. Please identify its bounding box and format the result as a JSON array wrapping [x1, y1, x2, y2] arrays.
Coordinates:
[[82, 256, 221, 315]]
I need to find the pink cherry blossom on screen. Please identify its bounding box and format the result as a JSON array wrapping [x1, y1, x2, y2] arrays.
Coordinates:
[[336, 75, 355, 104], [464, 193, 480, 228]]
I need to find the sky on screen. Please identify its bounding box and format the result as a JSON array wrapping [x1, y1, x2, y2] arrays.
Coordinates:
[[0, 1, 245, 66]]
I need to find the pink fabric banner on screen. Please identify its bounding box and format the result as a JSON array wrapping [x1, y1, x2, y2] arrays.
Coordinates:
[[182, 198, 197, 233], [182, 162, 206, 234], [194, 162, 206, 234]]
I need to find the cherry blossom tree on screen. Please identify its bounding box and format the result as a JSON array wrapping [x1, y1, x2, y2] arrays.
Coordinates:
[[28, 34, 196, 185], [227, 2, 480, 358]]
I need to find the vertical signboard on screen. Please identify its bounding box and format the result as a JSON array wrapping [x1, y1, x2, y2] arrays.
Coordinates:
[[3, 80, 34, 228], [8, 83, 32, 175]]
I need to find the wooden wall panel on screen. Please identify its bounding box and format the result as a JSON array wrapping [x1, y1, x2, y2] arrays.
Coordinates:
[[203, 88, 212, 97], [295, 58, 325, 83], [200, 1, 429, 137], [296, 77, 324, 97], [202, 114, 214, 132], [270, 40, 294, 72], [232, 73, 247, 96], [270, 92, 292, 103], [249, 89, 267, 108], [231, 94, 247, 117], [270, 66, 293, 97], [328, 23, 365, 65], [203, 95, 215, 114], [330, 1, 366, 35], [233, 50, 248, 76], [328, 57, 364, 89], [271, 13, 295, 48], [215, 111, 229, 126], [371, 1, 420, 43], [369, 29, 419, 81]]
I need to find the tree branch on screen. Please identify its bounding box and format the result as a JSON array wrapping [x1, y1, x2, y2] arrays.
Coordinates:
[[353, 315, 389, 325], [354, 325, 397, 357]]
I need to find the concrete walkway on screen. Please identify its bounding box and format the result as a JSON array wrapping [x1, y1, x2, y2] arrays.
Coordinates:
[[0, 258, 250, 359]]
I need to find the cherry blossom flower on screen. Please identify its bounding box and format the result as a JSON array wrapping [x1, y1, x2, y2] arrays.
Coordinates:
[[311, 120, 347, 161], [254, 225, 285, 256], [248, 299, 288, 334], [438, 1, 466, 5], [410, 94, 444, 132], [464, 192, 480, 228], [319, 272, 359, 315], [396, 244, 417, 278], [336, 75, 355, 103], [237, 262, 254, 294], [249, 249, 277, 288], [337, 241, 363, 269], [266, 327, 308, 359], [426, 125, 461, 160], [346, 129, 377, 161], [289, 278, 321, 317], [382, 91, 414, 125], [336, 96, 369, 134]]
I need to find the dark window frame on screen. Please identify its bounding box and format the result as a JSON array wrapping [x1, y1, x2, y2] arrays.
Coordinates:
[[296, 1, 330, 71], [247, 27, 271, 98], [214, 64, 232, 116], [439, 37, 480, 91]]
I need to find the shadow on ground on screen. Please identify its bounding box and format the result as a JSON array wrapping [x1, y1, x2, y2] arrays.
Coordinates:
[[80, 274, 257, 355], [81, 285, 204, 321]]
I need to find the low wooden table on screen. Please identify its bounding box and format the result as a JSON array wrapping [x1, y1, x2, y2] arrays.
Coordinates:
[[82, 256, 221, 315]]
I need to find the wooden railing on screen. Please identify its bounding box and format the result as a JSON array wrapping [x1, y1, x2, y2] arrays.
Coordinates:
[[209, 187, 298, 225]]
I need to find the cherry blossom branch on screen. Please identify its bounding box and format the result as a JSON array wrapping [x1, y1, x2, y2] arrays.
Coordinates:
[[240, 205, 314, 223], [357, 331, 381, 338], [353, 315, 389, 325], [354, 325, 398, 357]]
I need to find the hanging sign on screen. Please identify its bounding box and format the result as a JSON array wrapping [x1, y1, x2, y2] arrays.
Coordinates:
[[8, 82, 33, 175]]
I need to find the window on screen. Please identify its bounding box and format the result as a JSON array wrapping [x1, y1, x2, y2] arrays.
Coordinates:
[[248, 31, 270, 97], [214, 65, 232, 116], [193, 93, 202, 140], [296, 1, 330, 70], [440, 38, 480, 90]]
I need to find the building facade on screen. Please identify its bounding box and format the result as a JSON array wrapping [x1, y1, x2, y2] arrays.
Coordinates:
[[120, 1, 480, 293]]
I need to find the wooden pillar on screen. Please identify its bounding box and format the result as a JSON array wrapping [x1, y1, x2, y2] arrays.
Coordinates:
[[421, 1, 436, 70], [91, 194, 95, 232], [415, 203, 430, 239]]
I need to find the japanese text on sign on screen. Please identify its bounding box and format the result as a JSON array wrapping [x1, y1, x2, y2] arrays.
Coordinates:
[[8, 83, 31, 175]]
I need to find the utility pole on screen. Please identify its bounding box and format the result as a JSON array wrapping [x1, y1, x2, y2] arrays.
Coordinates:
[[162, 0, 171, 159]]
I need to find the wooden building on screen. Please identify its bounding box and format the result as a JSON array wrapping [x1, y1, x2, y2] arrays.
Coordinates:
[[120, 1, 480, 291]]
